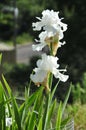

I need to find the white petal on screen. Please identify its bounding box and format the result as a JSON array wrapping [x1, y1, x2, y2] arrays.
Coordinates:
[[54, 70, 69, 82], [60, 22, 67, 31], [36, 17, 41, 20], [32, 22, 42, 31], [32, 9, 67, 34], [36, 54, 59, 71], [32, 43, 46, 51], [30, 70, 47, 83], [59, 69, 67, 72], [58, 41, 66, 48]]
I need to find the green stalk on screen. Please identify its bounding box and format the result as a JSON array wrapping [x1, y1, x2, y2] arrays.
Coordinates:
[[48, 42, 53, 91], [48, 73, 53, 90], [42, 94, 50, 130], [50, 42, 53, 56], [56, 102, 62, 130]]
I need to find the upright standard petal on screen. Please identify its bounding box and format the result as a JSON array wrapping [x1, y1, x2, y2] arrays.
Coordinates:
[[32, 9, 67, 36]]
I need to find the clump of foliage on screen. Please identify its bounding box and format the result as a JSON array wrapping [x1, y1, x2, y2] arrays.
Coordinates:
[[0, 62, 72, 130]]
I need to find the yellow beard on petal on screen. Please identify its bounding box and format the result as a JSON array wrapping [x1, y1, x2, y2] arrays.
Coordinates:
[[35, 81, 50, 92], [44, 33, 59, 56], [42, 72, 51, 92], [42, 80, 50, 92], [34, 72, 50, 92], [52, 42, 59, 56]]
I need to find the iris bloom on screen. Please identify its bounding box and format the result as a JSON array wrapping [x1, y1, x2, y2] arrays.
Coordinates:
[[32, 9, 67, 34], [32, 9, 67, 54], [30, 54, 69, 90], [32, 31, 65, 53]]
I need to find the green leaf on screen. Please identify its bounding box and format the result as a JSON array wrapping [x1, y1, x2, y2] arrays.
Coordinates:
[[2, 75, 12, 97], [0, 82, 4, 129], [12, 95, 21, 130], [28, 86, 44, 130], [37, 96, 44, 122], [37, 117, 42, 130], [61, 117, 70, 128], [20, 86, 43, 125], [48, 73, 53, 90], [0, 81, 12, 120], [0, 81, 3, 103], [24, 111, 30, 130], [2, 75, 21, 129], [19, 102, 25, 118], [0, 53, 2, 64], [62, 85, 71, 116], [56, 102, 62, 130], [47, 99, 56, 128], [0, 81, 6, 130], [28, 96, 38, 130], [51, 80, 60, 102], [25, 87, 30, 100], [42, 94, 51, 130], [25, 86, 43, 109]]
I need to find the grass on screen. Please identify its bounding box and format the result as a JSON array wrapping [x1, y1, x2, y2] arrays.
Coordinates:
[[74, 104, 86, 130], [67, 103, 86, 130]]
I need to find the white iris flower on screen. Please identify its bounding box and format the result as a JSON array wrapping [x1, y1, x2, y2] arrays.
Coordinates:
[[32, 9, 67, 52], [32, 9, 67, 34], [32, 31, 65, 51], [30, 54, 69, 84]]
